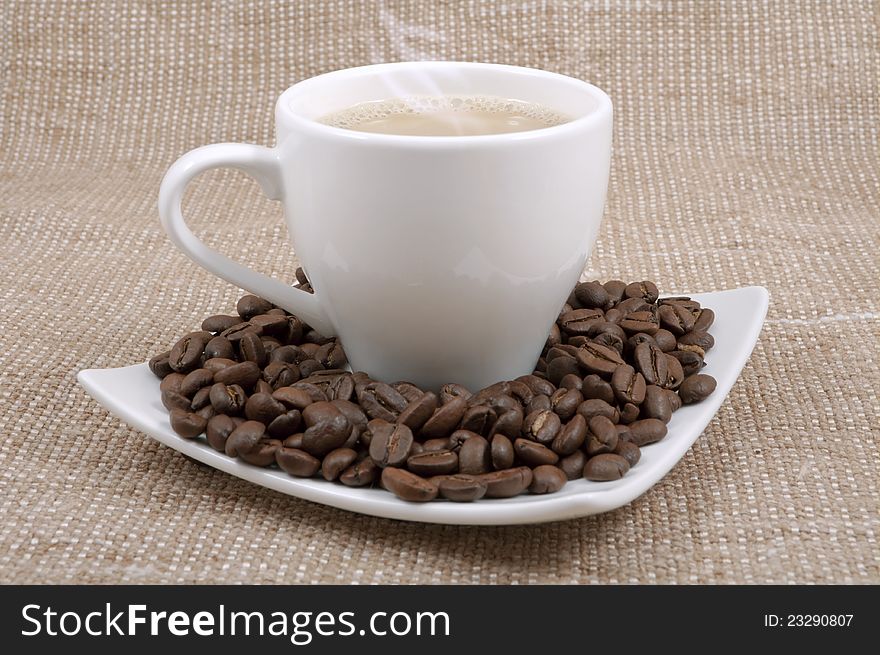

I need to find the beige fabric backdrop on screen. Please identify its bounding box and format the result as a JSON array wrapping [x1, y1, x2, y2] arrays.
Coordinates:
[[1, 0, 877, 584]]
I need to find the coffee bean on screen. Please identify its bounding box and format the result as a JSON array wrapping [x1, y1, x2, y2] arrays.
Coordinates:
[[236, 295, 273, 321], [178, 368, 213, 398], [627, 418, 668, 446], [149, 351, 173, 378], [529, 465, 567, 494], [551, 414, 588, 455], [558, 308, 605, 336], [603, 307, 623, 324], [266, 410, 302, 438], [339, 458, 379, 487], [525, 393, 552, 415], [663, 354, 685, 389], [199, 314, 238, 334], [678, 330, 715, 351], [574, 281, 609, 309], [614, 440, 641, 468], [485, 393, 519, 416], [693, 308, 715, 332], [437, 474, 487, 502], [391, 382, 422, 404], [506, 380, 534, 405], [203, 357, 235, 373], [200, 335, 232, 360], [381, 468, 438, 502], [652, 329, 677, 353], [368, 419, 413, 467], [240, 439, 280, 467], [550, 387, 583, 420], [480, 466, 533, 498], [611, 364, 646, 405], [514, 438, 559, 466], [678, 374, 717, 404], [407, 450, 458, 476], [259, 361, 298, 390], [603, 280, 627, 305], [667, 388, 683, 411], [159, 372, 184, 394], [575, 341, 624, 375], [276, 447, 321, 477], [324, 374, 355, 402], [586, 415, 619, 455], [330, 399, 368, 439], [522, 409, 562, 444], [439, 383, 472, 405], [206, 414, 236, 451], [641, 385, 672, 422], [291, 381, 328, 403], [169, 331, 211, 373], [558, 450, 587, 480], [616, 297, 650, 314], [545, 322, 562, 349], [272, 386, 314, 411], [422, 438, 451, 452], [225, 420, 265, 457], [214, 361, 260, 389], [358, 382, 408, 422], [161, 389, 191, 412], [658, 303, 695, 335], [467, 381, 511, 407], [490, 434, 514, 470], [304, 329, 332, 345], [624, 280, 659, 303], [209, 382, 246, 414], [634, 342, 668, 387], [576, 398, 619, 423], [283, 433, 304, 448], [190, 386, 212, 410], [559, 374, 583, 391], [301, 401, 351, 456], [546, 354, 580, 386], [297, 359, 324, 377], [618, 402, 640, 424], [592, 330, 625, 354], [669, 349, 704, 377], [581, 374, 614, 404], [237, 331, 267, 367], [456, 404, 493, 436], [516, 374, 556, 397], [659, 297, 701, 312], [584, 453, 630, 481], [457, 435, 491, 474], [320, 448, 358, 481], [244, 392, 286, 424], [618, 310, 660, 335], [313, 341, 346, 369], [420, 396, 467, 439], [220, 322, 262, 343], [489, 408, 523, 439]]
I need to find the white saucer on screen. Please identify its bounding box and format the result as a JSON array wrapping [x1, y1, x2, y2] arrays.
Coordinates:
[[77, 286, 768, 525]]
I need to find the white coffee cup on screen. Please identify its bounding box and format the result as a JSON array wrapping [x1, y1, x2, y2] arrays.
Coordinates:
[[158, 62, 612, 391]]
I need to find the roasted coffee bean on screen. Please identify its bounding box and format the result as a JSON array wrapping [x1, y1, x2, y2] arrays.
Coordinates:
[[261, 335, 282, 355], [551, 414, 588, 455], [272, 386, 314, 411], [576, 399, 619, 423], [253, 380, 273, 395], [297, 359, 324, 377], [386, 382, 417, 404], [220, 322, 262, 343], [323, 374, 354, 402], [485, 393, 518, 416], [574, 281, 609, 309], [266, 410, 302, 438], [358, 382, 408, 422], [201, 314, 241, 334], [447, 430, 473, 452], [581, 374, 615, 404], [237, 331, 267, 367], [203, 335, 234, 360], [381, 467, 438, 502], [670, 349, 704, 377], [339, 458, 379, 487], [615, 423, 632, 441], [420, 396, 467, 439], [240, 439, 280, 466], [206, 414, 236, 452], [550, 387, 583, 421], [618, 402, 639, 424], [587, 321, 627, 343], [514, 438, 559, 466], [516, 374, 556, 398], [586, 415, 619, 455], [191, 386, 212, 410], [558, 450, 587, 480], [667, 388, 683, 412], [625, 333, 656, 358], [291, 381, 328, 403], [592, 331, 625, 354], [611, 364, 646, 405], [203, 357, 236, 373], [436, 474, 487, 502], [663, 354, 684, 389], [614, 440, 641, 468], [214, 361, 261, 389], [159, 372, 185, 394], [457, 435, 491, 475], [195, 405, 216, 421], [368, 419, 413, 467], [209, 382, 247, 414], [641, 385, 672, 423], [161, 389, 191, 412], [678, 374, 717, 404], [179, 368, 213, 397], [312, 341, 346, 369], [439, 383, 472, 405], [248, 314, 289, 340], [584, 453, 630, 481], [678, 330, 715, 351], [283, 433, 304, 449], [627, 418, 668, 446], [270, 345, 309, 365], [546, 354, 580, 386], [304, 329, 332, 345], [575, 341, 624, 375], [330, 399, 368, 438], [460, 405, 497, 435], [392, 392, 435, 432], [616, 296, 650, 314], [506, 380, 534, 405], [660, 297, 701, 312], [302, 401, 351, 456], [603, 280, 627, 305], [558, 308, 604, 335], [624, 280, 659, 303], [169, 331, 211, 373], [276, 447, 321, 477], [603, 307, 623, 324], [225, 420, 265, 457], [559, 374, 583, 391], [634, 342, 668, 387], [618, 310, 660, 335], [260, 361, 298, 390], [658, 303, 695, 335], [407, 450, 458, 476], [321, 448, 358, 481], [545, 322, 562, 349], [490, 434, 515, 470], [237, 295, 273, 321], [244, 392, 286, 424], [525, 394, 552, 415], [480, 467, 533, 498], [652, 329, 677, 352], [522, 409, 562, 444], [547, 345, 580, 362], [529, 465, 567, 494], [423, 438, 452, 452], [149, 351, 173, 378], [467, 381, 511, 407], [489, 408, 523, 439], [693, 308, 715, 332]]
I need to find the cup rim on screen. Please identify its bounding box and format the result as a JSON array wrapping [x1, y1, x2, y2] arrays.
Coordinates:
[[276, 61, 612, 146]]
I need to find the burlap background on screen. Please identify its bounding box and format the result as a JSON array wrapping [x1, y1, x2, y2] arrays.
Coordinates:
[[1, 1, 877, 584]]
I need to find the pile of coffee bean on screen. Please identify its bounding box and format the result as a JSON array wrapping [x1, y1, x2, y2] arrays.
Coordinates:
[[149, 273, 717, 502]]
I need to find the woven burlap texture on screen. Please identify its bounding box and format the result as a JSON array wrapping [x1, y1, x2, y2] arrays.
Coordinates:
[[1, 1, 877, 584]]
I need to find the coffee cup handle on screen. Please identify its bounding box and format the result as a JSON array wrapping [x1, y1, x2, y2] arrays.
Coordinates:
[[158, 143, 336, 336]]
